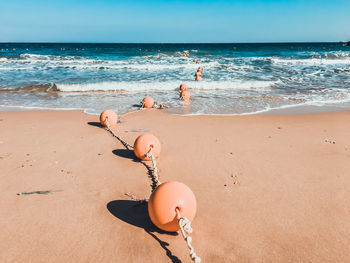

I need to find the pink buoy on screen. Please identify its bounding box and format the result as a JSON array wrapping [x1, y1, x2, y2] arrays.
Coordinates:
[[142, 97, 155, 108], [134, 133, 161, 161], [148, 181, 197, 232], [100, 110, 118, 127]]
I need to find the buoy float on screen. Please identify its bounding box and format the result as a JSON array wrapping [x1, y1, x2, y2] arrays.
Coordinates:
[[179, 83, 188, 91], [180, 90, 190, 101], [134, 133, 161, 161], [100, 110, 118, 127], [142, 96, 155, 108], [148, 181, 197, 232], [193, 59, 197, 62]]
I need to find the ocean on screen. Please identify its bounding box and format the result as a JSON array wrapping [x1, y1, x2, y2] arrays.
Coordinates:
[[0, 42, 349, 115]]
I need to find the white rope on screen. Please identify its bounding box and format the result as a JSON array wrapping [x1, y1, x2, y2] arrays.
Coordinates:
[[124, 193, 148, 203], [176, 208, 201, 263], [141, 100, 167, 109], [104, 118, 134, 150], [145, 146, 162, 188], [153, 103, 169, 109]]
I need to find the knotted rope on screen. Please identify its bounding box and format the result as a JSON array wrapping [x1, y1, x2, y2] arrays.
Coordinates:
[[104, 118, 134, 150], [176, 208, 201, 263], [124, 193, 148, 203], [153, 103, 169, 109], [141, 101, 146, 109], [145, 146, 161, 188], [141, 101, 168, 109]]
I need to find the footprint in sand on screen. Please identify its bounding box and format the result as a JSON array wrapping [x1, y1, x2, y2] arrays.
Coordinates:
[[17, 158, 36, 168], [231, 173, 240, 185], [324, 139, 336, 144], [225, 172, 241, 187]]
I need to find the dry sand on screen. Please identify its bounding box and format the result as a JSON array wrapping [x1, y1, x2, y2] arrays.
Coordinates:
[[0, 109, 349, 262]]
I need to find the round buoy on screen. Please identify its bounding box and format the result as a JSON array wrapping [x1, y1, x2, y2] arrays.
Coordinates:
[[142, 97, 155, 108], [134, 133, 161, 161], [179, 83, 188, 91], [148, 181, 197, 232], [100, 110, 118, 127], [193, 59, 197, 62], [180, 90, 190, 101]]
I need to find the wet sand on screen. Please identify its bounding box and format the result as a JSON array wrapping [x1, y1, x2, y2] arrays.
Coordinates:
[[0, 109, 349, 262]]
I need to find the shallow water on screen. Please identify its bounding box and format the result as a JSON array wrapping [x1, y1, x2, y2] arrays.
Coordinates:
[[0, 43, 349, 115]]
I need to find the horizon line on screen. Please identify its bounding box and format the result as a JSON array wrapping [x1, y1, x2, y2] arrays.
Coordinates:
[[0, 41, 348, 45]]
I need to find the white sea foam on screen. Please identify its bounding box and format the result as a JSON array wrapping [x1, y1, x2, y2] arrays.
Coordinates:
[[0, 53, 222, 71], [19, 53, 81, 60], [270, 57, 350, 66], [3, 52, 349, 72], [181, 94, 350, 117], [0, 104, 83, 111], [55, 80, 278, 92]]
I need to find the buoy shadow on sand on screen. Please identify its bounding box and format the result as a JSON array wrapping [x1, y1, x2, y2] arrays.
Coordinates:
[[87, 120, 122, 128], [107, 200, 181, 263], [87, 121, 104, 128], [112, 149, 136, 160]]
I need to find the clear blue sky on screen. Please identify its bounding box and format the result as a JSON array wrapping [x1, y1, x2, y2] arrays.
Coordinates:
[[0, 0, 349, 43]]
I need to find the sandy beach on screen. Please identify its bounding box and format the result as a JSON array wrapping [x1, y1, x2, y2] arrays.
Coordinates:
[[0, 109, 349, 262]]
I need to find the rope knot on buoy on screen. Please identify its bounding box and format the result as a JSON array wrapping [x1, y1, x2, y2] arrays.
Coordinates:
[[144, 146, 153, 158], [178, 216, 193, 234]]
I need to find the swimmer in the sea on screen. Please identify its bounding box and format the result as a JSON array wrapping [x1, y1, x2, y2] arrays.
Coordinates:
[[179, 83, 188, 91], [195, 71, 202, 81]]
